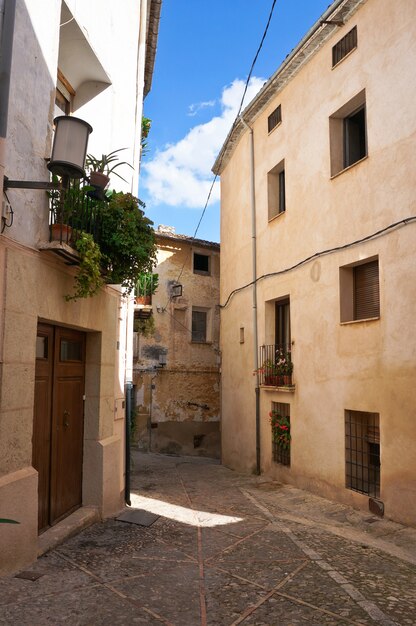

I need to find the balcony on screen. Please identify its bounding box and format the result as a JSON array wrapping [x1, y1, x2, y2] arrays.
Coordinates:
[[38, 182, 105, 264], [257, 344, 294, 390]]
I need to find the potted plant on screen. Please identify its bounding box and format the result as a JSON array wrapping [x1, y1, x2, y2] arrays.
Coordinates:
[[253, 359, 282, 386], [135, 273, 159, 305], [270, 410, 291, 450], [279, 350, 293, 385], [86, 148, 133, 193]]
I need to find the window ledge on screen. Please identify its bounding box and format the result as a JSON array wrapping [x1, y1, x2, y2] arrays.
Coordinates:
[[340, 316, 380, 326], [331, 155, 368, 180], [191, 340, 212, 345], [268, 210, 286, 224], [261, 384, 295, 393]]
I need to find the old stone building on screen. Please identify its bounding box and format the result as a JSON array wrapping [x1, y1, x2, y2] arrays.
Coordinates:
[[213, 0, 416, 526], [133, 227, 221, 458]]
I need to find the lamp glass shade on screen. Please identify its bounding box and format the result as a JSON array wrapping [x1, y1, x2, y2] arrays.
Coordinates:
[[48, 116, 92, 179]]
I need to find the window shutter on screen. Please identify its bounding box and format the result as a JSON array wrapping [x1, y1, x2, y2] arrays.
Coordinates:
[[192, 311, 207, 342], [354, 260, 380, 320]]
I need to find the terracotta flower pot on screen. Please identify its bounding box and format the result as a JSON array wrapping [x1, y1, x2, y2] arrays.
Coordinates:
[[89, 171, 110, 189], [135, 295, 151, 305], [51, 223, 72, 243]]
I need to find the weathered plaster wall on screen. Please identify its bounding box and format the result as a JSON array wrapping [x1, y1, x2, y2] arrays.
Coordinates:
[[219, 0, 416, 526], [0, 240, 125, 575], [133, 235, 221, 458], [0, 0, 149, 576]]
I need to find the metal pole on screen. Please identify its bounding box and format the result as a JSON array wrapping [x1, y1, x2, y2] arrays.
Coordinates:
[[125, 381, 133, 506], [240, 116, 261, 475]]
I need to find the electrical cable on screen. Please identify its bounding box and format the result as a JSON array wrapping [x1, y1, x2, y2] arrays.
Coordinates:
[[158, 0, 278, 313], [1, 190, 14, 233], [220, 215, 416, 309]]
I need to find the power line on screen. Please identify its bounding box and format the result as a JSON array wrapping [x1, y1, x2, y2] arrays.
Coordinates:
[[220, 215, 416, 309], [159, 0, 279, 312]]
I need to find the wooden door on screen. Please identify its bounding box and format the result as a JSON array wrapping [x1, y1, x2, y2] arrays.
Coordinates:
[[33, 325, 86, 532], [33, 325, 54, 532]]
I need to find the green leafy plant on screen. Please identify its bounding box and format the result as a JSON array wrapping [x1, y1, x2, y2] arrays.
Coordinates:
[[0, 518, 19, 524], [270, 411, 291, 450], [141, 117, 151, 156], [134, 314, 155, 337], [135, 273, 159, 297], [86, 148, 133, 183], [65, 232, 104, 301], [98, 192, 156, 293]]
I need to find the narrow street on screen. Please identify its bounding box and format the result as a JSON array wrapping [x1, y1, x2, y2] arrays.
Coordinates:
[[1, 452, 416, 625]]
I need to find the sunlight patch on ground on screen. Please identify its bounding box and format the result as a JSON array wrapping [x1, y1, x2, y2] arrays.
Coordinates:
[[129, 493, 243, 528]]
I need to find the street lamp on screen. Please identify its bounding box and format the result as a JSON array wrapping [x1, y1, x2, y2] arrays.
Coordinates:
[[4, 115, 92, 190]]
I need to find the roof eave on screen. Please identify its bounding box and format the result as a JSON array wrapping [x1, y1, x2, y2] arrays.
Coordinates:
[[212, 0, 367, 175], [144, 0, 162, 97]]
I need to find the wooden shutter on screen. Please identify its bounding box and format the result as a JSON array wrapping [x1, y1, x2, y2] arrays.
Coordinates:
[[192, 310, 207, 342], [354, 260, 379, 320]]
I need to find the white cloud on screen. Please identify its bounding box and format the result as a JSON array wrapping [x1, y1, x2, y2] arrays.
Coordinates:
[[142, 76, 264, 209], [188, 99, 216, 117]]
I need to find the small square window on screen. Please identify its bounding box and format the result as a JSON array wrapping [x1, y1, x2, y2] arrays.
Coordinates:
[[193, 253, 210, 275], [340, 257, 380, 322], [268, 160, 285, 220]]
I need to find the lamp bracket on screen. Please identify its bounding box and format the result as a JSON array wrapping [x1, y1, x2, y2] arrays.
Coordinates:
[[3, 177, 62, 191]]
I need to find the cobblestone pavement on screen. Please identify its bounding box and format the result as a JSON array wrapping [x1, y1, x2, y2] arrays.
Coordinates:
[[1, 452, 416, 625]]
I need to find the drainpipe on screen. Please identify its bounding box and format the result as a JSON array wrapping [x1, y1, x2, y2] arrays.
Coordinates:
[[0, 0, 16, 200], [240, 116, 260, 475]]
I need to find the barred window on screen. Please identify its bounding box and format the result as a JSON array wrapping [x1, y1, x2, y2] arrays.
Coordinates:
[[345, 410, 380, 497], [268, 105, 282, 133], [332, 26, 357, 67], [271, 402, 291, 466]]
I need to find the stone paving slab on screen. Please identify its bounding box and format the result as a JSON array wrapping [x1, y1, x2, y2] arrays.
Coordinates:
[[1, 451, 416, 625]]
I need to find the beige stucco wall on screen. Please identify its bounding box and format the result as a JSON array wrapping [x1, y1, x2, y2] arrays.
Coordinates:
[[219, 0, 416, 525], [133, 234, 221, 457], [0, 240, 124, 575]]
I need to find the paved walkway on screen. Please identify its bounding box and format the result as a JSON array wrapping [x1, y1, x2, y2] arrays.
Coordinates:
[[1, 452, 416, 625]]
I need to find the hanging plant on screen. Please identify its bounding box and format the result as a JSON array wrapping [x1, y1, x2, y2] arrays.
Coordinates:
[[270, 411, 291, 450], [65, 232, 104, 301]]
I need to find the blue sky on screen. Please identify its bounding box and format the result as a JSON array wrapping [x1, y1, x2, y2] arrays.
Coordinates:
[[140, 0, 331, 243]]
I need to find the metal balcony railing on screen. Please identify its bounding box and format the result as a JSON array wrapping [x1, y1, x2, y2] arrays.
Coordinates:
[[48, 182, 105, 246], [258, 344, 294, 387]]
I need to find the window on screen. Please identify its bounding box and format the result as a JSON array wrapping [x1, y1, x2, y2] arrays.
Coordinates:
[[268, 104, 282, 133], [329, 90, 367, 176], [344, 106, 366, 168], [275, 298, 290, 347], [340, 257, 380, 322], [271, 402, 291, 466], [345, 410, 380, 497], [193, 253, 210, 275], [192, 309, 207, 343], [55, 70, 75, 116], [332, 26, 357, 67], [268, 160, 285, 219]]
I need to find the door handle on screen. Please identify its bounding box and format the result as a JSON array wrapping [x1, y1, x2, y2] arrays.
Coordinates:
[[63, 410, 70, 428]]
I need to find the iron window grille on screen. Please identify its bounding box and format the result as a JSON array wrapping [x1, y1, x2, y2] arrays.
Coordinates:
[[272, 401, 291, 466], [332, 26, 357, 67], [268, 105, 282, 133], [345, 410, 380, 497]]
